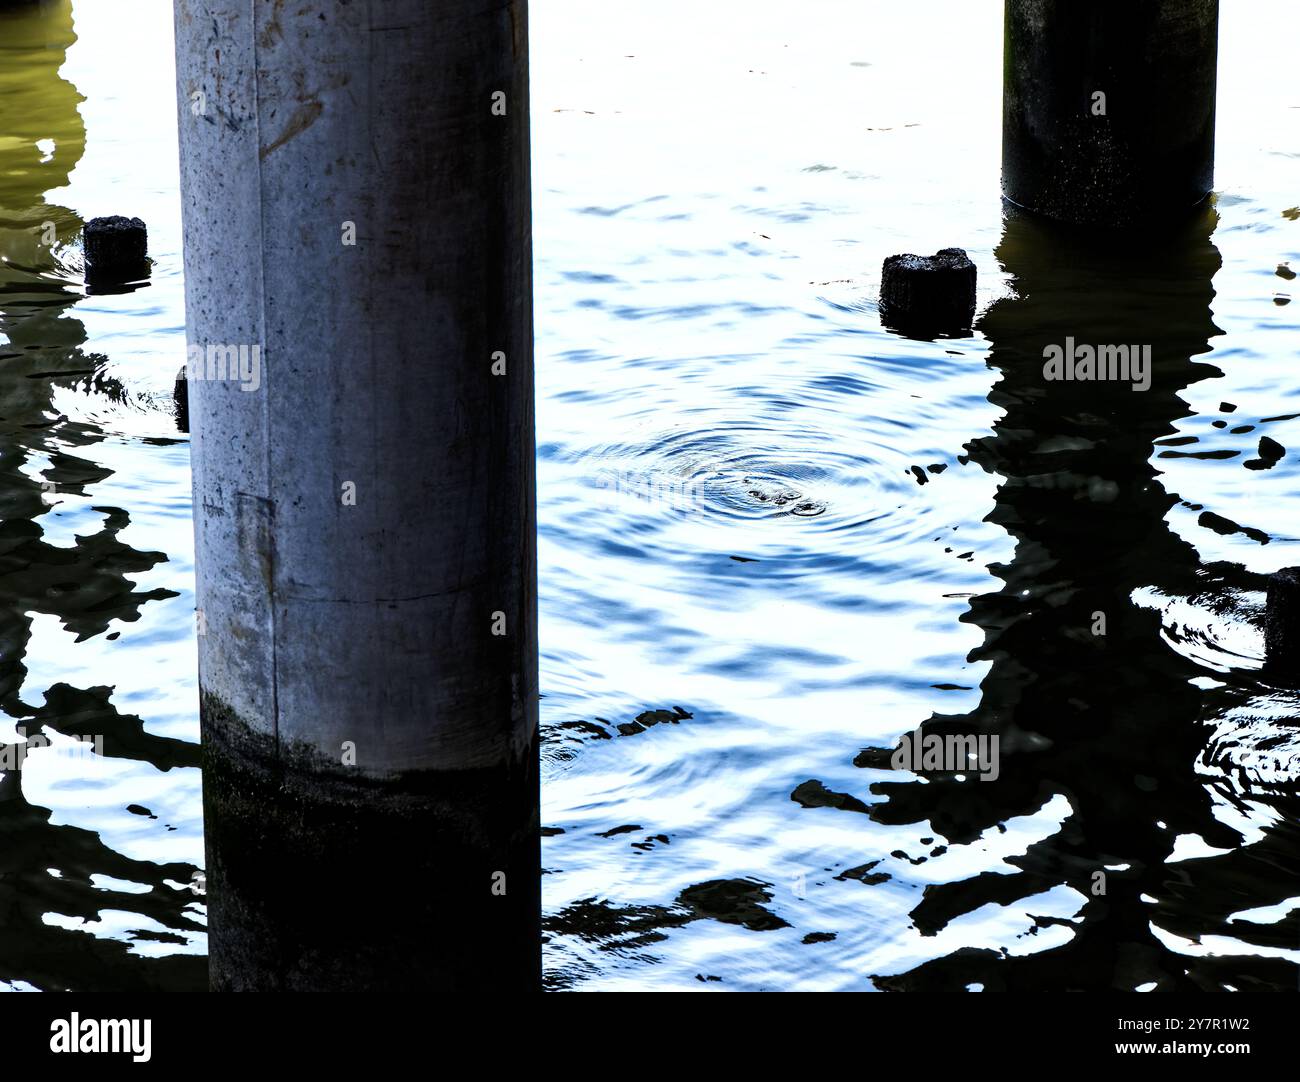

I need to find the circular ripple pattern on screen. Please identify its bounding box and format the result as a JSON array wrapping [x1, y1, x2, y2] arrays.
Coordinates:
[[582, 421, 928, 542]]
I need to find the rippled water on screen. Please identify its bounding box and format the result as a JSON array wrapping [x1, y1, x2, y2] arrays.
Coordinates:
[[535, 2, 1300, 990], [0, 0, 202, 991], [1, 0, 1297, 992]]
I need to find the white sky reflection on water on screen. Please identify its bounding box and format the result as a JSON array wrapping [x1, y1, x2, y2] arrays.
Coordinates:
[[8, 0, 1298, 989]]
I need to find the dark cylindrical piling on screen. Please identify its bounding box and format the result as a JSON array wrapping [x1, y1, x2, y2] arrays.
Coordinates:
[[1265, 568, 1300, 681], [173, 1, 537, 989], [1003, 0, 1220, 227], [880, 248, 977, 335], [83, 215, 148, 284]]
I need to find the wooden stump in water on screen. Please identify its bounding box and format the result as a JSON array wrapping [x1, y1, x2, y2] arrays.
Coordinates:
[[83, 215, 148, 284], [879, 248, 977, 335]]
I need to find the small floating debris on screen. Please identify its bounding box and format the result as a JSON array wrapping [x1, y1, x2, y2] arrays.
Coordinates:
[[744, 478, 801, 506], [852, 746, 895, 769], [1198, 510, 1270, 544], [613, 705, 693, 736], [636, 706, 692, 726], [791, 778, 870, 814], [835, 860, 890, 886], [596, 824, 642, 838], [1244, 435, 1285, 470], [676, 878, 789, 931], [1158, 448, 1238, 460]]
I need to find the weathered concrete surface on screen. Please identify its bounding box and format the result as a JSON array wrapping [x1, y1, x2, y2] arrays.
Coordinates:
[[174, 0, 538, 989], [1003, 0, 1219, 227]]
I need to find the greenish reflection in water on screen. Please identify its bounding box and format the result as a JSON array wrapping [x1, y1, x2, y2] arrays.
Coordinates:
[[0, 0, 203, 992]]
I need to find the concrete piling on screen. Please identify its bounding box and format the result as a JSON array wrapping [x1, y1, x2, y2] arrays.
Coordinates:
[[173, 1, 538, 989], [1003, 0, 1220, 227]]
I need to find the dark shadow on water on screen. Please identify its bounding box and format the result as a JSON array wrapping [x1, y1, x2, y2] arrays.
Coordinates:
[[0, 0, 204, 991], [856, 204, 1300, 991]]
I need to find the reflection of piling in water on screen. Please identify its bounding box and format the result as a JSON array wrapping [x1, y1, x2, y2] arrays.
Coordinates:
[[868, 208, 1298, 991], [175, 2, 539, 988], [1003, 0, 1219, 227]]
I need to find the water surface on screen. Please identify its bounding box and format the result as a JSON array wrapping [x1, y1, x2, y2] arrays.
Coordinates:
[[534, 1, 1300, 991], [0, 0, 202, 991], [0, 0, 1297, 992]]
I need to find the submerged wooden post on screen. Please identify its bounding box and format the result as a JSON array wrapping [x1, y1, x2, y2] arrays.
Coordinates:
[[1003, 0, 1219, 227], [173, 1, 538, 989], [879, 249, 977, 336]]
